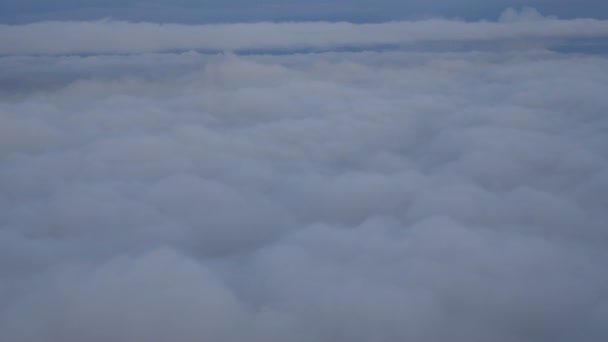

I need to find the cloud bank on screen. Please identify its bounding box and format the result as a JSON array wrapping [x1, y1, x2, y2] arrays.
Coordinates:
[[1, 10, 608, 342], [2, 8, 608, 55]]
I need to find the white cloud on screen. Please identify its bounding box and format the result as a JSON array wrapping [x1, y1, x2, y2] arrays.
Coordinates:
[[499, 6, 551, 22]]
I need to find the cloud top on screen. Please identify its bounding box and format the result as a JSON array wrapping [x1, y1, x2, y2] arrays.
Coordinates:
[[1, 9, 608, 342]]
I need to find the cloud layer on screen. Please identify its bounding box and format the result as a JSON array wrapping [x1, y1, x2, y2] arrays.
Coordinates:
[[1, 13, 608, 342], [2, 9, 608, 55]]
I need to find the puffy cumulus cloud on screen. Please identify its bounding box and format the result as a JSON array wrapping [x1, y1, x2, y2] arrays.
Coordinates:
[[499, 6, 551, 22], [0, 249, 257, 342], [1, 33, 608, 342], [2, 9, 608, 55]]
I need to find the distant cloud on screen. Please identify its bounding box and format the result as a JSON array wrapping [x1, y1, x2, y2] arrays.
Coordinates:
[[499, 6, 551, 22], [2, 9, 608, 55]]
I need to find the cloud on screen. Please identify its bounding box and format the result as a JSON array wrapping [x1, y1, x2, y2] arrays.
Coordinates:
[[2, 10, 608, 55], [499, 6, 550, 22], [1, 17, 608, 342]]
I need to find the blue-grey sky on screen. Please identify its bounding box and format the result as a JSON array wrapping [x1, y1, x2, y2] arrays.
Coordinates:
[[1, 0, 608, 23]]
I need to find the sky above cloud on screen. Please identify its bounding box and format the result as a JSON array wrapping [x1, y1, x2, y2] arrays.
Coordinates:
[[1, 3, 608, 342]]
